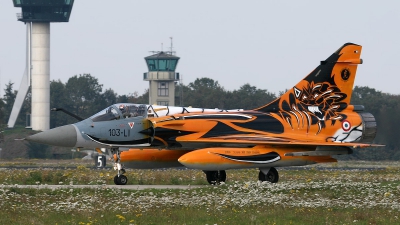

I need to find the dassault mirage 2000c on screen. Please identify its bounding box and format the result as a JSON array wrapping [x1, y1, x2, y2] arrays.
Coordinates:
[[26, 43, 382, 185]]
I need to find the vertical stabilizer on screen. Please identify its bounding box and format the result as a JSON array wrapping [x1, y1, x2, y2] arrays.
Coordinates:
[[256, 43, 362, 112], [255, 43, 363, 134]]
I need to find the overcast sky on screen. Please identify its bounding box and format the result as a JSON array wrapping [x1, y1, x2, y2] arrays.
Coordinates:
[[1, 0, 399, 99]]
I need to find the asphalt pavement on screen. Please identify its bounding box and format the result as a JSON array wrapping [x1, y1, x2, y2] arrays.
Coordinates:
[[0, 184, 205, 190]]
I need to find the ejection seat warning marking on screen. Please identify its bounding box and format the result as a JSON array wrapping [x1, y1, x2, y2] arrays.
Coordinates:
[[128, 122, 134, 129]]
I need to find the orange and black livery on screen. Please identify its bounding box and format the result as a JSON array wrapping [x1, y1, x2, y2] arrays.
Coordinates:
[[26, 43, 382, 185]]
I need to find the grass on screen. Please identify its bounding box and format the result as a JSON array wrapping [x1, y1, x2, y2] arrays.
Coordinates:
[[1, 206, 398, 225], [0, 158, 96, 168], [0, 160, 399, 224]]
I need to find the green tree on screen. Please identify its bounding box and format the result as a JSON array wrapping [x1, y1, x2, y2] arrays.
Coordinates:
[[0, 98, 4, 143], [99, 88, 117, 108], [117, 94, 130, 103], [136, 89, 149, 104], [2, 82, 17, 124], [351, 86, 384, 116], [49, 80, 74, 127], [64, 74, 103, 119], [226, 84, 276, 109], [0, 97, 4, 125], [175, 84, 191, 107], [186, 78, 227, 108], [1, 81, 31, 127], [122, 90, 149, 104]]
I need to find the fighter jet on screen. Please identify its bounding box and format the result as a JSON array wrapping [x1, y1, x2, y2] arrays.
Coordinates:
[[27, 43, 382, 185]]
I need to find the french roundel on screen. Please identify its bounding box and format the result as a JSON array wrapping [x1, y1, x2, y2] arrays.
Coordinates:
[[342, 120, 351, 131]]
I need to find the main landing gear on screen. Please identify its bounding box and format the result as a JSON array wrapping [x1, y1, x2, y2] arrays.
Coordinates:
[[258, 167, 279, 183], [203, 168, 279, 185], [111, 147, 128, 185], [204, 170, 226, 185]]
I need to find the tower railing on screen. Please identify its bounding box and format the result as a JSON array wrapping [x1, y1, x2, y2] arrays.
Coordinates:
[[143, 72, 179, 81]]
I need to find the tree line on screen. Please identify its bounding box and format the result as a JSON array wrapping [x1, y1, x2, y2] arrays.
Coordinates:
[[0, 74, 399, 160]]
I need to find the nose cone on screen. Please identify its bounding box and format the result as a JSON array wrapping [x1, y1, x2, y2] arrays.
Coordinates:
[[26, 125, 77, 147]]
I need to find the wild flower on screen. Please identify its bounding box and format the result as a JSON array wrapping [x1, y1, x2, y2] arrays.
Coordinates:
[[116, 214, 126, 221]]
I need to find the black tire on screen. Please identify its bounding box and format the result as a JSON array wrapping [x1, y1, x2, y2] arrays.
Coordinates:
[[259, 167, 279, 183], [205, 170, 226, 185], [114, 175, 119, 185], [117, 175, 128, 185]]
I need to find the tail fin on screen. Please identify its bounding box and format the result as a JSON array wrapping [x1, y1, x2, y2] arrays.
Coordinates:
[[256, 43, 362, 112], [255, 43, 363, 134]]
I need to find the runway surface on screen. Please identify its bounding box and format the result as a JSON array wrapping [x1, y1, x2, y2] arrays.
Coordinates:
[[0, 166, 386, 171], [0, 184, 205, 190]]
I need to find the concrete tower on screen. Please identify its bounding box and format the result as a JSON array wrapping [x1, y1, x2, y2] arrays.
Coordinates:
[[8, 0, 74, 131], [143, 52, 180, 106]]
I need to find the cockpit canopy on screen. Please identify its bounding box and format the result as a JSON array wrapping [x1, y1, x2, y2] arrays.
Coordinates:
[[90, 104, 148, 122]]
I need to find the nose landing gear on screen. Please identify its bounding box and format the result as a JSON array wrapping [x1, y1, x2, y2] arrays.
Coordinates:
[[114, 174, 128, 185], [111, 147, 128, 185]]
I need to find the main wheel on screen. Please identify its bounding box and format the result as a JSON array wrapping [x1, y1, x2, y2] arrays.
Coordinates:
[[259, 167, 279, 183], [205, 170, 226, 185]]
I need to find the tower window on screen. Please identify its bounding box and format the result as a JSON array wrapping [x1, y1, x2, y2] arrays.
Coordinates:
[[158, 82, 169, 96], [146, 59, 178, 71]]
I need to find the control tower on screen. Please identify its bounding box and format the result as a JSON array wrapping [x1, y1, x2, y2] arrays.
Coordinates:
[[143, 52, 180, 106], [8, 0, 74, 131]]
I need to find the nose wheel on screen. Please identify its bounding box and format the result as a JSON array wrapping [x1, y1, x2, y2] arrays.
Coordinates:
[[114, 174, 128, 185], [111, 147, 128, 185]]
